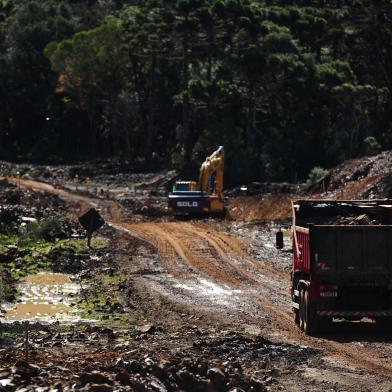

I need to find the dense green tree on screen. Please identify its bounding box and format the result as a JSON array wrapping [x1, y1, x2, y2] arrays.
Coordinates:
[[45, 19, 128, 157], [1, 0, 392, 185]]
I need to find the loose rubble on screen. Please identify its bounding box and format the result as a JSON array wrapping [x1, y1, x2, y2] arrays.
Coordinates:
[[0, 327, 318, 392]]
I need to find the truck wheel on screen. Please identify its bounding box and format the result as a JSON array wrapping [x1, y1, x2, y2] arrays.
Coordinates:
[[303, 290, 318, 335], [294, 308, 300, 325], [293, 288, 300, 325], [299, 289, 305, 331]]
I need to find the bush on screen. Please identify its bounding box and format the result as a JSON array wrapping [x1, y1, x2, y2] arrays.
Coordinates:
[[307, 166, 329, 185], [363, 136, 381, 155], [23, 215, 72, 242]]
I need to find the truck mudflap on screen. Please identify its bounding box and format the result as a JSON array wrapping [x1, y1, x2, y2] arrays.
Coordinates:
[[316, 310, 392, 317]]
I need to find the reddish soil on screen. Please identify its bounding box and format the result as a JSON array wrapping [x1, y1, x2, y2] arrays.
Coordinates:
[[227, 194, 295, 221]]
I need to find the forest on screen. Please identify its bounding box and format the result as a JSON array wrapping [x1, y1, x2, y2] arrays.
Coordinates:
[[0, 0, 391, 185]]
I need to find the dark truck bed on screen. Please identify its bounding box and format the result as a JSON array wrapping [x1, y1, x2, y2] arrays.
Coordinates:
[[292, 200, 392, 334], [311, 225, 392, 283]]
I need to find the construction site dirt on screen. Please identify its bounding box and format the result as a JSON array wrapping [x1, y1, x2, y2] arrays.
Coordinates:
[[1, 154, 392, 391]]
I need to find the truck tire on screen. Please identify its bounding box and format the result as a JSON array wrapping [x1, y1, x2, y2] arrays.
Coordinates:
[[303, 290, 318, 335], [294, 308, 300, 325], [299, 289, 305, 331]]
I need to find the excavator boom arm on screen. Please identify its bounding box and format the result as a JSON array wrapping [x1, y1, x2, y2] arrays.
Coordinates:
[[198, 146, 224, 199]]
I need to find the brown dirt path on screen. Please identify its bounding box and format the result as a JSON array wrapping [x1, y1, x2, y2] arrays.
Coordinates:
[[4, 176, 123, 220]]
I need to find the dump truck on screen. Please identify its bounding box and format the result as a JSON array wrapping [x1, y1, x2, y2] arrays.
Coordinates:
[[291, 199, 392, 334], [168, 146, 225, 214]]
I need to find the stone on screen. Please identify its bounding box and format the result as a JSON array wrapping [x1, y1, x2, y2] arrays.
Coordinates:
[[0, 369, 11, 379], [79, 372, 113, 386], [126, 360, 143, 374], [149, 377, 168, 392], [250, 376, 267, 391], [176, 369, 199, 387], [53, 382, 63, 391], [207, 368, 226, 386], [137, 324, 155, 334], [0, 378, 15, 388], [14, 360, 40, 377], [144, 358, 154, 367], [114, 371, 131, 386], [83, 383, 113, 392]]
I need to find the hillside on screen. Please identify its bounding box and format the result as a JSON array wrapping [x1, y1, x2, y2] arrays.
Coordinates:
[[227, 150, 392, 221], [315, 150, 392, 199]]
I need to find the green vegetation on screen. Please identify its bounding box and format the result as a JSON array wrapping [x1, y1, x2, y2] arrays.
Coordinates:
[[79, 274, 132, 327], [1, 1, 392, 184], [0, 234, 19, 253], [22, 215, 71, 242], [306, 166, 329, 185], [363, 136, 382, 156], [0, 230, 108, 279], [0, 264, 15, 302]]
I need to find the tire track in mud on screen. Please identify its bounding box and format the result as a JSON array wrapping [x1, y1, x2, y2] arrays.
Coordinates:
[[7, 177, 392, 384], [118, 221, 286, 294], [118, 222, 241, 284], [189, 223, 288, 282], [180, 223, 288, 295]]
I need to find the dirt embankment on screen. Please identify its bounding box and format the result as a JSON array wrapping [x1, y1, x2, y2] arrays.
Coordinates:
[[309, 150, 392, 199], [227, 150, 392, 222], [227, 194, 295, 222]]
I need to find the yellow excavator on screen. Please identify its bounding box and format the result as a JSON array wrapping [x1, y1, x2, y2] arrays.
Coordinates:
[[168, 146, 225, 214]]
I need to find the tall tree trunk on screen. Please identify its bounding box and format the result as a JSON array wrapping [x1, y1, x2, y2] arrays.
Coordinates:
[[130, 55, 149, 158], [88, 99, 97, 158], [182, 30, 191, 168], [109, 101, 121, 156], [145, 55, 156, 166]]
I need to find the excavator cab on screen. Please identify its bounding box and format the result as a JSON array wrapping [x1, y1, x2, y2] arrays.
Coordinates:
[[168, 146, 225, 214]]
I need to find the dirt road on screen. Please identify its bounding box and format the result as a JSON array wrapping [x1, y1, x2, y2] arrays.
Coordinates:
[[6, 176, 392, 390], [114, 221, 392, 386]]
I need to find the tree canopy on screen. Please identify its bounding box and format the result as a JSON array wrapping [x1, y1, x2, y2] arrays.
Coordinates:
[[1, 0, 391, 185]]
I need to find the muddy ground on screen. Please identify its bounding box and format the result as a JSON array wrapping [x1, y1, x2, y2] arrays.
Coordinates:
[[0, 158, 392, 391]]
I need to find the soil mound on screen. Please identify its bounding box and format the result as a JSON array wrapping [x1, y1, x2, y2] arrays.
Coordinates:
[[227, 150, 392, 222], [226, 194, 294, 222], [310, 150, 392, 199]]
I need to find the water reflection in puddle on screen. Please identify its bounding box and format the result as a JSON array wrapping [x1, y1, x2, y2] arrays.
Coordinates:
[[2, 272, 80, 323]]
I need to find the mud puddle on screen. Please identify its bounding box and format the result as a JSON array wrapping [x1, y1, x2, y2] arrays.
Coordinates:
[[1, 272, 81, 323]]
